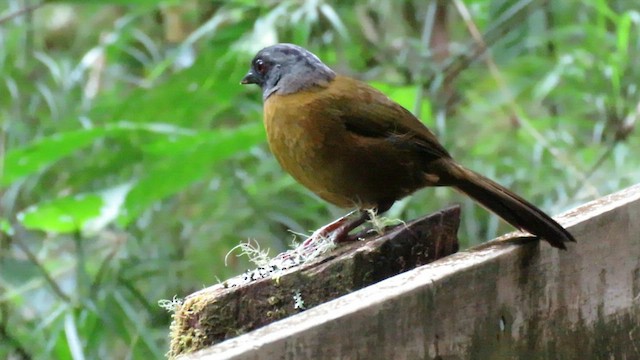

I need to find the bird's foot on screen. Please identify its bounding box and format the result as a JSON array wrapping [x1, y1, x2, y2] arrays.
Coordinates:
[[303, 210, 370, 245], [270, 211, 372, 270], [302, 215, 349, 247], [270, 217, 352, 267]]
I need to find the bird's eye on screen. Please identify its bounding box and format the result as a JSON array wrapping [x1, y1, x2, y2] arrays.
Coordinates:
[[255, 59, 268, 75]]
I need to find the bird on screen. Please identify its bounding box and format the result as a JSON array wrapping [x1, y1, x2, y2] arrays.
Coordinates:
[[240, 43, 575, 249]]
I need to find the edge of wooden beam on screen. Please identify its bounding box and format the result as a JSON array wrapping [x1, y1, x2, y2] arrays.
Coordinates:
[[183, 184, 640, 360]]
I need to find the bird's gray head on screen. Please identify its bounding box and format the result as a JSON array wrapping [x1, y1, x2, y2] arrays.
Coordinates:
[[241, 43, 336, 100]]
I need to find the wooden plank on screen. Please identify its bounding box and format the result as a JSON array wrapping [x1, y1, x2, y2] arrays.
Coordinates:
[[181, 184, 640, 359], [169, 207, 460, 358]]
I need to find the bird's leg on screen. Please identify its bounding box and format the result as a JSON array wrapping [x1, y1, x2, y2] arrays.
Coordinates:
[[302, 210, 369, 248], [273, 211, 369, 266]]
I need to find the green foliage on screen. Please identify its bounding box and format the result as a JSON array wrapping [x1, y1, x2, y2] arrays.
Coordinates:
[[1, 0, 639, 358], [20, 193, 103, 232]]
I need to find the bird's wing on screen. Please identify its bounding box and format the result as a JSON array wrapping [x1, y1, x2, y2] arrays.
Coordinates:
[[327, 76, 451, 160]]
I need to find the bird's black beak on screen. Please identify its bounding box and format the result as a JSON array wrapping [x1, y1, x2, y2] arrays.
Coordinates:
[[241, 70, 259, 85]]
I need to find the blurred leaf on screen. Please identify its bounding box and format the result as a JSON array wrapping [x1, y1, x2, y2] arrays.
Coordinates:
[[18, 194, 103, 233], [112, 289, 165, 358], [319, 4, 349, 39], [0, 258, 40, 285], [64, 312, 86, 360], [8, 121, 264, 232], [46, 0, 167, 4], [119, 123, 265, 225], [2, 122, 196, 187], [51, 309, 73, 360], [3, 128, 108, 186], [82, 183, 134, 234], [0, 218, 13, 235]]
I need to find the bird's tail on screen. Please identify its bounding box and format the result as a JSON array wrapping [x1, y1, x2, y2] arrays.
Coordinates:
[[444, 163, 575, 249]]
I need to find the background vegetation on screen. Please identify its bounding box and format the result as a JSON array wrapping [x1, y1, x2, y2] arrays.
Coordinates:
[[1, 0, 638, 358]]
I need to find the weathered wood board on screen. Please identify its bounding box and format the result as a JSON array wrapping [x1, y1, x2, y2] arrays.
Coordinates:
[[169, 206, 461, 358], [178, 184, 640, 359]]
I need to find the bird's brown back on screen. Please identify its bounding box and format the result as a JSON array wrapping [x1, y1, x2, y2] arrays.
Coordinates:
[[263, 75, 452, 210]]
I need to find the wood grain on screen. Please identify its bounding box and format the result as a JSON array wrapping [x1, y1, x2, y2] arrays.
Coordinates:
[[169, 206, 461, 358], [179, 184, 640, 360]]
